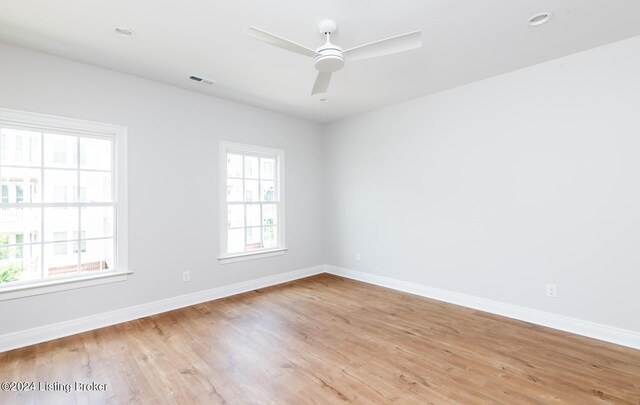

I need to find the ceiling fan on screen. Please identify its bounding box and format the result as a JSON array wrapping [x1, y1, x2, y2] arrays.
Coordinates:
[[244, 20, 422, 96]]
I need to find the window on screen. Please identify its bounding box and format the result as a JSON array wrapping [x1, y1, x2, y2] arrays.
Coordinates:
[[15, 184, 23, 203], [52, 140, 67, 164], [15, 135, 23, 161], [73, 186, 87, 202], [54, 186, 67, 202], [0, 108, 128, 298], [29, 181, 38, 203], [53, 231, 68, 255], [15, 234, 23, 259], [73, 231, 87, 253], [219, 141, 285, 263]]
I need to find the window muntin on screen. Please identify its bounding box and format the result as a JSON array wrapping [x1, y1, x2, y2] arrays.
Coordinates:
[[0, 110, 125, 289], [220, 142, 284, 260]]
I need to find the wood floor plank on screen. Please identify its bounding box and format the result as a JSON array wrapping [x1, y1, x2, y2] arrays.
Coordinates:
[[1, 274, 639, 404]]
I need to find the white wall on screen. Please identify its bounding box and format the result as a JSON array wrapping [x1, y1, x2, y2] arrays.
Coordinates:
[[3, 34, 640, 342], [323, 36, 640, 332], [0, 42, 324, 334]]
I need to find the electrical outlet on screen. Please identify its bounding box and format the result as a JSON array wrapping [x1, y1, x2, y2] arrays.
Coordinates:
[[182, 271, 191, 282], [355, 253, 361, 262], [545, 284, 557, 298]]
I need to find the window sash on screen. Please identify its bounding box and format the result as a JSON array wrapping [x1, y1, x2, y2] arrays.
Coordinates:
[[219, 141, 285, 259], [0, 108, 125, 289]]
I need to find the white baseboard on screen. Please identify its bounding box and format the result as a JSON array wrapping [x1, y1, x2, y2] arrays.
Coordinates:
[[4, 264, 638, 353], [0, 265, 324, 353], [325, 265, 640, 350]]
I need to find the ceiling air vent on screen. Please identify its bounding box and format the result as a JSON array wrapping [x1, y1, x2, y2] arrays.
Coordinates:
[[189, 75, 216, 85]]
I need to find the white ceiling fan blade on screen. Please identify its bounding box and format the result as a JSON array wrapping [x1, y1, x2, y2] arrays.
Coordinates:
[[311, 72, 332, 95], [343, 31, 422, 61], [244, 27, 318, 58]]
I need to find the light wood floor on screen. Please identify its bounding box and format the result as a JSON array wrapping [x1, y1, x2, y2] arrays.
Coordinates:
[[1, 274, 639, 404]]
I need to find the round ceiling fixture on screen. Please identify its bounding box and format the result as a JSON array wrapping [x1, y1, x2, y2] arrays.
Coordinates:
[[528, 12, 553, 27], [113, 26, 136, 38]]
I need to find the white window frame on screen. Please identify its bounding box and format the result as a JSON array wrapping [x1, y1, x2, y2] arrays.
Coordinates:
[[218, 141, 286, 264], [0, 108, 129, 300]]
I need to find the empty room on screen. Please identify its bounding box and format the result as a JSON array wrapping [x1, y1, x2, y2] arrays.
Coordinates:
[[1, 0, 639, 403]]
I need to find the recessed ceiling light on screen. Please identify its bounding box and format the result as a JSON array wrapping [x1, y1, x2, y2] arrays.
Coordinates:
[[320, 98, 328, 102], [528, 12, 553, 27], [113, 26, 136, 38]]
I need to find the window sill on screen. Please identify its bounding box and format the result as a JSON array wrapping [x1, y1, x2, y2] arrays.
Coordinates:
[[0, 270, 132, 301], [218, 248, 288, 264]]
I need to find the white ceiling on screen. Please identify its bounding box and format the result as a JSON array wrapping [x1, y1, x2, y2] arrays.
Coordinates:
[[1, 0, 639, 123]]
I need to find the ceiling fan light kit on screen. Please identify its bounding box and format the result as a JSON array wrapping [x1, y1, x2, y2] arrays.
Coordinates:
[[244, 20, 422, 96]]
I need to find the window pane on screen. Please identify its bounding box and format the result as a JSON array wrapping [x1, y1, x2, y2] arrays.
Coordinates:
[[227, 154, 243, 178], [227, 205, 244, 229], [80, 171, 112, 202], [44, 241, 77, 277], [246, 226, 261, 249], [262, 204, 278, 226], [263, 226, 277, 248], [261, 180, 275, 201], [228, 228, 244, 254], [0, 249, 23, 283], [81, 207, 114, 238], [260, 158, 275, 180], [244, 180, 259, 202], [244, 156, 259, 179], [0, 128, 41, 167], [53, 231, 68, 255], [0, 246, 41, 284], [1, 167, 42, 203], [227, 179, 242, 202], [80, 238, 113, 274], [44, 169, 77, 202], [44, 207, 78, 242], [246, 204, 260, 227], [80, 137, 111, 170], [44, 133, 77, 168], [0, 209, 41, 242]]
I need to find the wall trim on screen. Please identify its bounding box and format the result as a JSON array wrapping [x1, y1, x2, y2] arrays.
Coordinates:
[[0, 265, 324, 353], [3, 264, 638, 353], [325, 265, 640, 350]]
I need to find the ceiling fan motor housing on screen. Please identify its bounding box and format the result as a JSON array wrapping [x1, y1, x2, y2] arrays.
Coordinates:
[[315, 20, 344, 72], [315, 47, 344, 72]]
